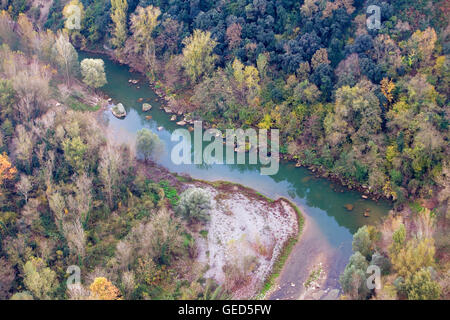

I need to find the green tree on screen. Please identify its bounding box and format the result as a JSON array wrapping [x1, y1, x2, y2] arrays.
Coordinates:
[[352, 226, 373, 259], [406, 268, 441, 300], [339, 252, 370, 300], [23, 257, 59, 300], [391, 238, 436, 279], [176, 187, 212, 223], [136, 128, 161, 162], [63, 136, 88, 173], [80, 58, 107, 89]]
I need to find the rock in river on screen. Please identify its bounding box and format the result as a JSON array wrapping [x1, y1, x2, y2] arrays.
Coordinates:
[[142, 103, 152, 111], [111, 103, 126, 118], [344, 204, 354, 211]]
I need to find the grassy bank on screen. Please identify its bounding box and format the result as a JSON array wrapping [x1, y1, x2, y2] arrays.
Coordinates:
[[257, 197, 305, 299]]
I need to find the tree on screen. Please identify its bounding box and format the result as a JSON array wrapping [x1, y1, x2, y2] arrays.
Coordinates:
[[52, 31, 79, 86], [0, 257, 15, 299], [0, 152, 17, 189], [301, 0, 319, 17], [339, 252, 370, 300], [391, 238, 436, 279], [23, 257, 59, 300], [130, 5, 161, 75], [256, 53, 268, 81], [352, 226, 373, 259], [12, 125, 33, 172], [11, 60, 51, 121], [324, 80, 381, 146], [10, 291, 34, 300], [406, 268, 441, 300], [99, 144, 122, 208], [380, 78, 395, 106], [176, 187, 212, 223], [130, 5, 160, 53], [389, 223, 406, 255], [226, 23, 242, 50], [311, 48, 330, 70], [89, 277, 121, 300], [405, 28, 437, 67], [110, 0, 128, 49], [136, 128, 161, 162], [16, 174, 32, 203], [63, 136, 88, 173], [80, 58, 107, 89], [182, 29, 218, 83]]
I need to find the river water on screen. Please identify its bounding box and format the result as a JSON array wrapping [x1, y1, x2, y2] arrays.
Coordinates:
[[80, 52, 392, 297]]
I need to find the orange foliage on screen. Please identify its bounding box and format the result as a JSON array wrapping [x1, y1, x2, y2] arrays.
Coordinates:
[[89, 277, 122, 300], [0, 152, 17, 187]]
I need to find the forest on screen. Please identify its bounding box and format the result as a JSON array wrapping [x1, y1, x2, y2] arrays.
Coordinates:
[[0, 0, 448, 300]]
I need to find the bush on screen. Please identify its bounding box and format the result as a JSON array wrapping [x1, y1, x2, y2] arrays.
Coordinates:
[[370, 252, 391, 275], [339, 252, 370, 300], [406, 268, 441, 300], [352, 226, 373, 259], [176, 187, 212, 223]]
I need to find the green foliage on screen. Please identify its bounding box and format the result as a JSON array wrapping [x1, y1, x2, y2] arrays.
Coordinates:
[[136, 128, 161, 162], [406, 268, 441, 300], [62, 135, 87, 173], [176, 187, 212, 223], [23, 257, 59, 300], [80, 58, 107, 88], [339, 252, 370, 300], [159, 180, 179, 207], [352, 226, 374, 259]]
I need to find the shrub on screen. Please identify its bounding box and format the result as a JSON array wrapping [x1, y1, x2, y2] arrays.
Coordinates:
[[406, 268, 441, 300], [176, 187, 212, 223], [339, 252, 370, 300], [352, 226, 373, 259]]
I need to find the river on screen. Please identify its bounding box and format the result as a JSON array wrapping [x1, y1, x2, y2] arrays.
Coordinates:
[[80, 52, 392, 299]]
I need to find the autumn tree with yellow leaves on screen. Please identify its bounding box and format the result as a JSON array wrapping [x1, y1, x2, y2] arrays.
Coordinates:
[[0, 153, 17, 191], [89, 277, 122, 300]]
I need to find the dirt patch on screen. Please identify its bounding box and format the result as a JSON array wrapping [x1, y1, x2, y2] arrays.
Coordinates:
[[192, 183, 298, 299]]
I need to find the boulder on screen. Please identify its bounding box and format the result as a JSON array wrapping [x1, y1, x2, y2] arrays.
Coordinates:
[[176, 120, 186, 126], [344, 204, 354, 211], [111, 103, 126, 118], [170, 115, 177, 121], [142, 103, 152, 111], [157, 126, 164, 131]]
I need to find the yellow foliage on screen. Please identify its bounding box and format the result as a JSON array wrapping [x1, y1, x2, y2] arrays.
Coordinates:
[[391, 238, 436, 279], [381, 78, 395, 105], [89, 277, 122, 300]]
